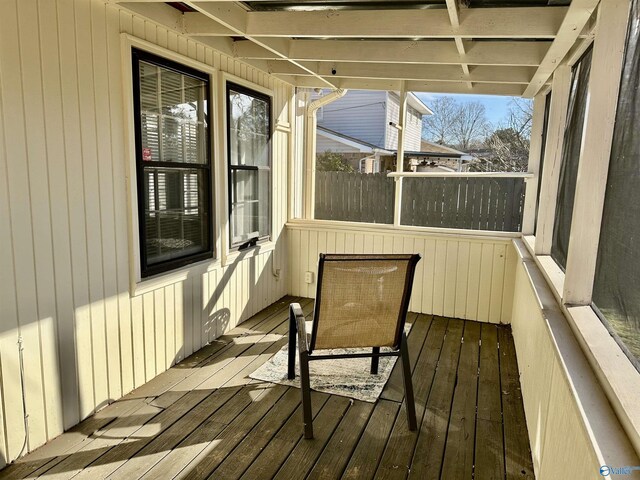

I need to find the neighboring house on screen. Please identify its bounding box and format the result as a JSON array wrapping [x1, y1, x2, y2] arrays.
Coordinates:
[[315, 90, 430, 151], [406, 140, 476, 172], [317, 126, 393, 173], [314, 90, 473, 173], [314, 90, 431, 172]]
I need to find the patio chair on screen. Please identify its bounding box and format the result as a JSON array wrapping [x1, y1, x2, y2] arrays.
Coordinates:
[[288, 253, 421, 439]]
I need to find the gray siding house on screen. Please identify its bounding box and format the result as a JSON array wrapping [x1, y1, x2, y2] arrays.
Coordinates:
[[315, 90, 431, 152]]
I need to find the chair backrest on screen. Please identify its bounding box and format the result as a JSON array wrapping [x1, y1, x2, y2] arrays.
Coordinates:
[[310, 253, 421, 352]]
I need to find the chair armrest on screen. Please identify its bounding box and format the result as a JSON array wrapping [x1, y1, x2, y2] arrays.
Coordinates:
[[290, 303, 308, 353]]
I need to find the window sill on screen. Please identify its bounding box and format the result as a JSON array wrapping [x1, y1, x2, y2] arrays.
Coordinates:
[[566, 305, 640, 456], [225, 240, 276, 264], [521, 234, 565, 306], [516, 237, 640, 457]]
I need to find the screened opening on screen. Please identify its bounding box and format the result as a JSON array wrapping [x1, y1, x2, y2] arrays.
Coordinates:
[[592, 0, 640, 371], [313, 89, 399, 224], [551, 46, 593, 269], [227, 83, 272, 247], [534, 91, 552, 235], [312, 89, 531, 230], [401, 92, 530, 231], [133, 49, 213, 277]]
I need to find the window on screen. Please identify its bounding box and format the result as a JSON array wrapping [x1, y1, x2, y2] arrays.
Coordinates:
[[132, 49, 213, 277], [592, 0, 640, 371], [551, 46, 593, 269], [226, 82, 272, 248]]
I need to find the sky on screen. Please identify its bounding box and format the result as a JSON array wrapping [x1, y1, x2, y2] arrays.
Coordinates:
[[413, 92, 519, 127]]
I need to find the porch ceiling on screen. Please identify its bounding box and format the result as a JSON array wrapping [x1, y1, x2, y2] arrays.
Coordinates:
[[115, 0, 599, 97]]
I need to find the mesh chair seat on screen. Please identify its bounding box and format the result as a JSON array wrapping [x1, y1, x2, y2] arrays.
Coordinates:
[[288, 253, 421, 439]]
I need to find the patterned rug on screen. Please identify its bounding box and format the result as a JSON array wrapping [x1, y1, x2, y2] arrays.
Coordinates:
[[249, 321, 411, 403]]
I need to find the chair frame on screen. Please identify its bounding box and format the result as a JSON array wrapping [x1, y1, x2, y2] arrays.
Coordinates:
[[287, 253, 420, 439]]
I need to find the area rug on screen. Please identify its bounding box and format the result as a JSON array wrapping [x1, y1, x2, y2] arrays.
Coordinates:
[[249, 321, 411, 403]]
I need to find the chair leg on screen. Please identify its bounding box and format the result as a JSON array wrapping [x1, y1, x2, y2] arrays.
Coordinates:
[[370, 347, 380, 374], [288, 306, 297, 380], [299, 351, 314, 439], [400, 333, 417, 431]]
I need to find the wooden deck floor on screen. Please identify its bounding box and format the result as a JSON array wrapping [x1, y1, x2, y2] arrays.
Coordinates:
[[1, 296, 534, 480]]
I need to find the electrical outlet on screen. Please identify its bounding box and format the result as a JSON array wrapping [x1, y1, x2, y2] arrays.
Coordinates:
[[304, 271, 314, 284]]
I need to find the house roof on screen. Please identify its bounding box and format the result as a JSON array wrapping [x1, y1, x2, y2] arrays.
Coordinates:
[[419, 140, 468, 155], [317, 126, 393, 154], [318, 126, 472, 160], [407, 93, 432, 115], [123, 1, 589, 98]]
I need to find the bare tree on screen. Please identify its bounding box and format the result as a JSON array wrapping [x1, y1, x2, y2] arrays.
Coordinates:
[[422, 96, 459, 145], [421, 95, 533, 172], [506, 97, 534, 141], [453, 101, 491, 150], [422, 96, 490, 150], [477, 98, 533, 172]]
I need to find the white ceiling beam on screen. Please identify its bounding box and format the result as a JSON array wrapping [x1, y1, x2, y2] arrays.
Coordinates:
[[445, 0, 461, 28], [283, 76, 526, 96], [182, 12, 236, 36], [114, 3, 271, 72], [523, 0, 601, 97], [445, 0, 473, 89], [186, 1, 336, 88], [267, 61, 535, 85], [244, 7, 567, 39], [234, 39, 552, 67]]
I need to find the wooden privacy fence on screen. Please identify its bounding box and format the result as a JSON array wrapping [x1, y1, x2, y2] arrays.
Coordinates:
[[315, 171, 526, 232], [401, 177, 525, 232], [315, 171, 395, 224]]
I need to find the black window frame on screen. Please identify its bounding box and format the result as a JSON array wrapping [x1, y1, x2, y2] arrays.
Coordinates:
[[132, 48, 214, 278], [225, 81, 273, 250]]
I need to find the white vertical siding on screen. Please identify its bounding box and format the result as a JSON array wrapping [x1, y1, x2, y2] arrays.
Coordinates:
[[0, 0, 290, 466], [386, 93, 423, 151], [287, 224, 515, 323], [510, 240, 639, 478]]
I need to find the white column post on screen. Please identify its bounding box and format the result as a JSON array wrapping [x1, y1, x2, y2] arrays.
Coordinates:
[[521, 92, 548, 235], [534, 65, 571, 255], [564, 0, 631, 305], [393, 82, 407, 226]]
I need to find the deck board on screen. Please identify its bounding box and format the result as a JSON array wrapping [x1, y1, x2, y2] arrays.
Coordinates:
[[2, 297, 534, 480]]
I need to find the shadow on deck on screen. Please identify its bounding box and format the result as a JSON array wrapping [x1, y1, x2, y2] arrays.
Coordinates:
[[0, 296, 534, 480]]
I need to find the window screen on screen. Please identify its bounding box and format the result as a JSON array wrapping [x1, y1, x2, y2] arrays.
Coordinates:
[[227, 83, 272, 248], [133, 49, 212, 277], [534, 91, 552, 235], [550, 46, 593, 269], [593, 0, 640, 370]]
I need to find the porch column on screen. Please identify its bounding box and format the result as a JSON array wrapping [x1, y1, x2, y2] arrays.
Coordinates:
[[564, 0, 631, 305], [521, 92, 547, 235], [393, 82, 407, 226], [534, 65, 571, 255]]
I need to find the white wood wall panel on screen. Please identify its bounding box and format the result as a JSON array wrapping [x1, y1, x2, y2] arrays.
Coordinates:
[[287, 224, 515, 323], [510, 240, 639, 478], [0, 0, 290, 466]]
